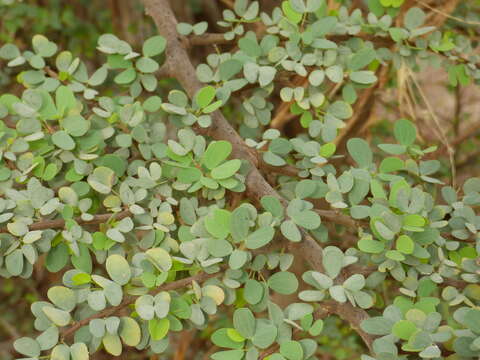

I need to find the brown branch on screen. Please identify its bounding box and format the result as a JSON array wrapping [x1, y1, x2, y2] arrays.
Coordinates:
[[188, 33, 231, 47], [61, 271, 219, 340], [141, 0, 376, 352], [0, 210, 131, 234]]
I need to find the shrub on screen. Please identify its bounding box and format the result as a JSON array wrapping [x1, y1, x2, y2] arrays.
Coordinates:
[[0, 0, 479, 359]]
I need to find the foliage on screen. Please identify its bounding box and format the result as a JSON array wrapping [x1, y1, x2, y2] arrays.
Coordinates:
[[0, 0, 479, 359]]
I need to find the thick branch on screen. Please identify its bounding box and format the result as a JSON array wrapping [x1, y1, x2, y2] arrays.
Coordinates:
[[141, 0, 375, 352], [0, 210, 131, 233]]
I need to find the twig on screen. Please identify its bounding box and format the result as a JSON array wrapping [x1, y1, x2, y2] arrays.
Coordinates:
[[188, 33, 231, 47], [0, 210, 131, 233], [61, 271, 219, 340]]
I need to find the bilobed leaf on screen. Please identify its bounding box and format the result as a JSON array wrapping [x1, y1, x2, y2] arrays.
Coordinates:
[[404, 7, 425, 30], [42, 306, 71, 326], [203, 141, 232, 170], [245, 226, 275, 249], [103, 333, 122, 356], [52, 130, 75, 150], [211, 159, 241, 180], [350, 71, 377, 84], [322, 246, 344, 279], [119, 317, 141, 346], [88, 166, 116, 194], [361, 316, 394, 335], [244, 279, 264, 305], [280, 340, 304, 360], [106, 254, 131, 286], [268, 271, 298, 295], [396, 235, 414, 254], [204, 208, 232, 239], [14, 337, 41, 357], [146, 248, 172, 272], [149, 318, 170, 340], [347, 138, 372, 167], [143, 35, 167, 57], [70, 343, 89, 360], [195, 86, 216, 108], [47, 286, 76, 312], [233, 308, 256, 338], [394, 119, 417, 146], [392, 320, 417, 340]]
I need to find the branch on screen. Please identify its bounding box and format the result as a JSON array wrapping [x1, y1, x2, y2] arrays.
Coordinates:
[[0, 210, 131, 234], [61, 271, 219, 340], [141, 0, 375, 352], [188, 33, 231, 47]]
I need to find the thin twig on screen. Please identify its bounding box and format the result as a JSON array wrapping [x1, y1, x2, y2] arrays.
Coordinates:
[[61, 271, 219, 340], [0, 210, 131, 234]]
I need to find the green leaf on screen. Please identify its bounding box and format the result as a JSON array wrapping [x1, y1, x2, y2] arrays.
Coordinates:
[[268, 271, 298, 295], [149, 318, 170, 340], [219, 59, 243, 81], [233, 308, 256, 338], [245, 226, 275, 249], [143, 35, 167, 57], [244, 279, 264, 305], [114, 68, 136, 84], [14, 337, 41, 357], [404, 7, 425, 30], [392, 320, 417, 340], [350, 71, 377, 84], [43, 306, 71, 326], [282, 1, 302, 23], [195, 86, 216, 108], [106, 254, 131, 285], [70, 343, 89, 360], [309, 319, 324, 336], [348, 48, 377, 71], [63, 115, 90, 137], [5, 249, 24, 276], [203, 141, 232, 170], [52, 130, 75, 151], [136, 57, 159, 73], [347, 138, 372, 167], [358, 238, 385, 254], [396, 235, 414, 254], [55, 85, 76, 117], [145, 248, 172, 272], [205, 209, 232, 239], [51, 344, 71, 360], [403, 214, 426, 228], [212, 329, 245, 349], [361, 316, 394, 335], [119, 317, 141, 346], [46, 243, 69, 272], [211, 350, 244, 360], [322, 246, 344, 279], [281, 220, 301, 242], [252, 323, 277, 349], [280, 340, 304, 360], [211, 159, 241, 180], [88, 166, 116, 194], [394, 119, 417, 146], [102, 334, 122, 356], [32, 34, 57, 57], [47, 286, 76, 312], [379, 157, 404, 173], [143, 95, 163, 112]]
